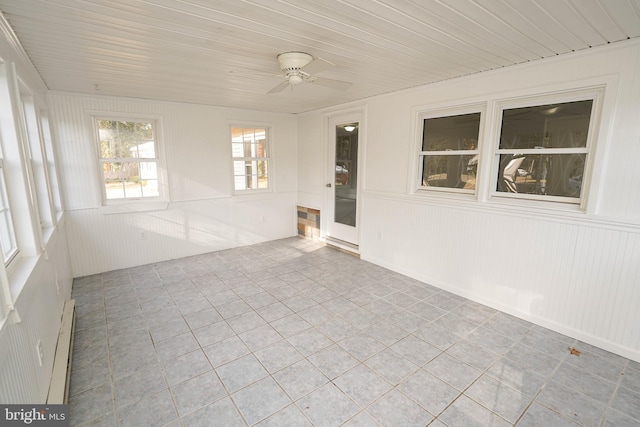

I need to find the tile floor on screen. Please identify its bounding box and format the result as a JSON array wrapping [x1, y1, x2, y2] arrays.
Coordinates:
[[68, 237, 640, 427]]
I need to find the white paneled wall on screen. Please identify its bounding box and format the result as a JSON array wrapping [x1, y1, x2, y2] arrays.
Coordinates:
[[0, 16, 74, 405], [298, 39, 640, 361], [360, 195, 640, 360], [65, 194, 296, 276], [0, 224, 73, 403], [50, 94, 298, 276]]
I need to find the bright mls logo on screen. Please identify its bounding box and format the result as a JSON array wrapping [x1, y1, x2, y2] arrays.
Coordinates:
[[1, 405, 69, 426]]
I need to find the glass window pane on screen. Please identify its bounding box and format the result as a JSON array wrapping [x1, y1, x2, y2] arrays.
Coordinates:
[[136, 121, 153, 141], [257, 160, 268, 188], [231, 142, 243, 158], [421, 155, 477, 189], [500, 100, 592, 149], [139, 161, 158, 180], [141, 179, 159, 197], [103, 162, 124, 199], [233, 160, 245, 176], [122, 163, 141, 198], [118, 121, 136, 145], [137, 141, 156, 159], [244, 160, 255, 175], [497, 153, 586, 197], [234, 175, 246, 191], [243, 129, 254, 143], [99, 120, 122, 158], [423, 113, 480, 151], [99, 139, 112, 159]]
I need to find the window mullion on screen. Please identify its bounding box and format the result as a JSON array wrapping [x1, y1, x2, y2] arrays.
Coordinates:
[[420, 150, 479, 156], [496, 148, 588, 155]]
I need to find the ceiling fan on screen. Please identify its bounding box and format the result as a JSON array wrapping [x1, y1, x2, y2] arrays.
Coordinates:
[[267, 52, 352, 94]]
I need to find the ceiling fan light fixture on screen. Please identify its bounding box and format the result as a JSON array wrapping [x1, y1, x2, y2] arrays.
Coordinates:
[[288, 74, 303, 85], [267, 51, 352, 94]]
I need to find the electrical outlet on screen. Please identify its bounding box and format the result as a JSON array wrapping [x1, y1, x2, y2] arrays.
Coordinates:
[[140, 231, 147, 240], [36, 340, 43, 367]]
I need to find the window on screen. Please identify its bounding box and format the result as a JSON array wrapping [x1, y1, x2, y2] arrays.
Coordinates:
[[418, 111, 481, 192], [0, 158, 18, 266], [21, 93, 56, 229], [40, 111, 63, 216], [231, 127, 269, 191], [96, 118, 161, 202], [495, 98, 594, 203]]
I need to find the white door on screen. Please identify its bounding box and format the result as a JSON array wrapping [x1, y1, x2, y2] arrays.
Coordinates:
[[326, 112, 362, 246]]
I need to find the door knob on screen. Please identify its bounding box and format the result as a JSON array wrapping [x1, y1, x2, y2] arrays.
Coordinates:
[[326, 183, 332, 188]]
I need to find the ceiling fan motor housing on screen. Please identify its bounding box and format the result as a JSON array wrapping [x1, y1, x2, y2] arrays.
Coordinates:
[[278, 52, 313, 75]]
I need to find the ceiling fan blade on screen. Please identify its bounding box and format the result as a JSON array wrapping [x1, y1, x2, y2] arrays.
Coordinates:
[[267, 80, 290, 94], [309, 77, 352, 91], [301, 57, 334, 75]]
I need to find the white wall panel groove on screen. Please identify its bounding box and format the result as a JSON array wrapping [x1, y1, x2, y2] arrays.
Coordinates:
[[360, 194, 640, 361], [0, 226, 73, 403], [2, 0, 639, 114], [49, 93, 298, 276]]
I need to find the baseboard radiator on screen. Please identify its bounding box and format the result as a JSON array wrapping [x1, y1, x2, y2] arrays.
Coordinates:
[[47, 299, 76, 404]]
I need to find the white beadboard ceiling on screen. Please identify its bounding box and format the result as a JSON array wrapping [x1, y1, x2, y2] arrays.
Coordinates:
[[0, 0, 639, 114]]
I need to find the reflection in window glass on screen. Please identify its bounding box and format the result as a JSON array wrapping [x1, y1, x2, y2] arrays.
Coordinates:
[[422, 155, 477, 189], [498, 154, 586, 197], [419, 112, 480, 191], [496, 100, 592, 200]]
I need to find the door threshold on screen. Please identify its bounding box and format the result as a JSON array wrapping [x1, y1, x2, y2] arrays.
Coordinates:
[[323, 237, 360, 257]]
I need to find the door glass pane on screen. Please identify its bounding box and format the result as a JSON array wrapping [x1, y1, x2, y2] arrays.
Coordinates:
[[335, 123, 358, 227]]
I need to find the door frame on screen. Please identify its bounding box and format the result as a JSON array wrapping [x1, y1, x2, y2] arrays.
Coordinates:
[[322, 107, 366, 248]]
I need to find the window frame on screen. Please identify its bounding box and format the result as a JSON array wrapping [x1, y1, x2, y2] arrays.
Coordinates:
[[20, 92, 57, 230], [413, 104, 485, 196], [0, 158, 18, 267], [230, 125, 272, 194], [490, 88, 603, 209], [93, 115, 167, 205]]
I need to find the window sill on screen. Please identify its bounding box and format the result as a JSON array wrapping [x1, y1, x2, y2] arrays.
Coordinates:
[[232, 188, 273, 197], [363, 191, 612, 228], [409, 187, 584, 215], [100, 201, 169, 215]]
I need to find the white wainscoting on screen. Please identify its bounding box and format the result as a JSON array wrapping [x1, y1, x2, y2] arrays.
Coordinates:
[[66, 194, 298, 277], [360, 193, 640, 362], [0, 222, 73, 403]]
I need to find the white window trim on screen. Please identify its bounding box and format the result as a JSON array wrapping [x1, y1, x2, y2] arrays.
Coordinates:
[[39, 111, 64, 217], [0, 159, 19, 267], [91, 113, 169, 206], [20, 92, 57, 230], [230, 124, 273, 195], [411, 103, 486, 198], [488, 87, 604, 211]]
